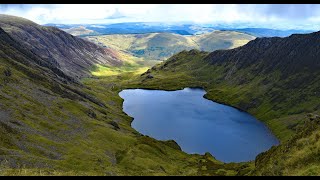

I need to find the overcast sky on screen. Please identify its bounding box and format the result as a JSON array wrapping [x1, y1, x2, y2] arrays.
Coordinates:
[[1, 4, 320, 30]]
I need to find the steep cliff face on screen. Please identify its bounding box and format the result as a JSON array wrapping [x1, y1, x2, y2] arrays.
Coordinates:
[[0, 14, 122, 79], [205, 31, 320, 78]]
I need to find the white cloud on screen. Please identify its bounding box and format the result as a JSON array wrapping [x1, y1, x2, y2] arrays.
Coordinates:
[[1, 4, 320, 30]]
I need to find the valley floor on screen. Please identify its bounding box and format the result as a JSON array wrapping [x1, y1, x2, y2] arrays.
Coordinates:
[[1, 60, 319, 176], [81, 58, 320, 176]]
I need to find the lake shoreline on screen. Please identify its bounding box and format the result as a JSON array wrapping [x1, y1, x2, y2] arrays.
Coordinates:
[[119, 87, 279, 163]]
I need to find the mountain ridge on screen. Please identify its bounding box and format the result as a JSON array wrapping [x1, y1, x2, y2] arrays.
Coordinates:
[[132, 29, 320, 175], [138, 29, 320, 141], [0, 14, 122, 79]]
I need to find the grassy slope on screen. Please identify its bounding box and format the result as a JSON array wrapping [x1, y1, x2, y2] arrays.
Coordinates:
[[110, 49, 319, 175], [0, 40, 246, 176], [1, 15, 318, 176], [0, 14, 122, 79], [90, 47, 160, 77], [85, 31, 255, 61], [253, 114, 320, 176], [190, 31, 255, 51], [125, 50, 319, 142], [2, 48, 318, 175]]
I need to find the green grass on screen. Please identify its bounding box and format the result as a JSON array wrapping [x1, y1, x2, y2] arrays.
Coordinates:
[[85, 31, 255, 61], [253, 116, 320, 176], [1, 34, 319, 175], [121, 50, 320, 143], [91, 64, 150, 77], [1, 53, 250, 176], [98, 49, 319, 176], [89, 47, 160, 77]]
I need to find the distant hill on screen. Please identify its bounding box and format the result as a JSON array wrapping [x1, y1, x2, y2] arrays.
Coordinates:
[[62, 26, 99, 36], [85, 31, 255, 61], [47, 22, 315, 38], [230, 28, 314, 37], [46, 23, 216, 36]]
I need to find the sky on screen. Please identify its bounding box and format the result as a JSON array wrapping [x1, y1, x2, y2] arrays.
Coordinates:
[[1, 4, 320, 30]]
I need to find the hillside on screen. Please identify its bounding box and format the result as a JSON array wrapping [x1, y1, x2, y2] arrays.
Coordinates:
[[1, 14, 319, 176], [0, 14, 122, 79], [137, 31, 320, 140], [232, 28, 313, 37], [0, 15, 249, 176], [62, 26, 99, 37], [190, 30, 255, 51], [127, 31, 320, 175], [85, 31, 255, 61], [47, 23, 206, 36]]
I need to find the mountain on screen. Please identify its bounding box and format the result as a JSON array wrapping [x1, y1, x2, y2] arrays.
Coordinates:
[[0, 14, 122, 79], [0, 15, 247, 176], [190, 30, 255, 51], [85, 31, 255, 61], [230, 28, 313, 37], [0, 24, 116, 173], [62, 26, 99, 36], [2, 14, 319, 176], [47, 23, 315, 38], [46, 23, 208, 36], [139, 31, 320, 139], [135, 31, 320, 175]]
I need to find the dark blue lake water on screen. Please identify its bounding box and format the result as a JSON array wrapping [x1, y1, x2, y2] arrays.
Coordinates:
[[119, 88, 279, 163]]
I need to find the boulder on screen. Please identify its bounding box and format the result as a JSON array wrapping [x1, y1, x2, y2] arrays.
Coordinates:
[[87, 109, 97, 119], [109, 121, 120, 130], [3, 68, 11, 77], [307, 113, 320, 123], [146, 74, 154, 79]]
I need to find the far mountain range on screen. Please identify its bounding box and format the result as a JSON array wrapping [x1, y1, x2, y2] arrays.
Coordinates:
[[46, 22, 313, 37]]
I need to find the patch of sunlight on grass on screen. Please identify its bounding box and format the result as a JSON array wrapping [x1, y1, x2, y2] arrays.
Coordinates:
[[91, 64, 152, 77], [91, 47, 160, 77], [92, 65, 122, 76]]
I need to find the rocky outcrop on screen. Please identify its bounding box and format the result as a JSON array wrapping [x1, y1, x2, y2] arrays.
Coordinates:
[[205, 31, 320, 79], [307, 113, 320, 123]]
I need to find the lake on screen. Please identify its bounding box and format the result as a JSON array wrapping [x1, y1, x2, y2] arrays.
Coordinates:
[[119, 88, 279, 163]]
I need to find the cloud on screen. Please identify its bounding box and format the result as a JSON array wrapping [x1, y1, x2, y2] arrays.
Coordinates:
[[0, 4, 320, 30], [106, 8, 126, 19]]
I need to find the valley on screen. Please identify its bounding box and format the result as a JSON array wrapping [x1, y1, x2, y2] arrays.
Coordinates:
[[0, 14, 252, 176], [0, 12, 319, 176], [84, 31, 255, 61]]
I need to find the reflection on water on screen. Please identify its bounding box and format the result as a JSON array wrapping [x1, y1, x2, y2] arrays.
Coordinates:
[[119, 88, 279, 163]]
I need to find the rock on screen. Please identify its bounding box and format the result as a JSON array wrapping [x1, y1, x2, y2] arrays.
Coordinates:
[[307, 113, 320, 123], [109, 121, 120, 130], [164, 140, 181, 151], [188, 49, 200, 55], [3, 68, 11, 77], [146, 74, 154, 79], [87, 109, 97, 119], [141, 69, 152, 77]]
